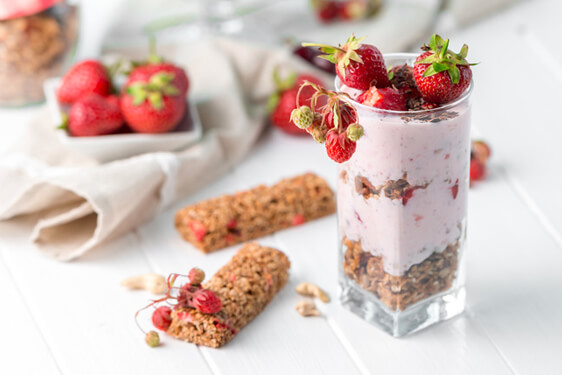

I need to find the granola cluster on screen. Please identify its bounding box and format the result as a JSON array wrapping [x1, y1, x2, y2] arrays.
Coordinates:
[[175, 173, 336, 253], [354, 173, 429, 201], [342, 237, 459, 311], [167, 243, 290, 348], [0, 5, 78, 105]]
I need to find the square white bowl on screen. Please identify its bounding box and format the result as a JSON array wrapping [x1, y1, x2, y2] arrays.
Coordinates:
[[43, 77, 203, 163]]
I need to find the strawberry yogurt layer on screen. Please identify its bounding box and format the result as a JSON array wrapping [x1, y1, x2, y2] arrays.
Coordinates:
[[336, 81, 471, 275]]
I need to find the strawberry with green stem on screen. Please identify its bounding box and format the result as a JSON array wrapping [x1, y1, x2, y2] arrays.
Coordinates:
[[268, 68, 326, 136], [120, 71, 186, 134], [413, 34, 475, 104], [303, 34, 390, 90]]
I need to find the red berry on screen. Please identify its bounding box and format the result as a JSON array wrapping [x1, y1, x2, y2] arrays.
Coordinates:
[[66, 93, 123, 137], [152, 306, 172, 331], [470, 158, 486, 182], [325, 131, 356, 163], [188, 267, 205, 285], [358, 87, 407, 111], [192, 289, 222, 314], [339, 0, 368, 20], [413, 34, 473, 104], [316, 1, 339, 23], [269, 73, 326, 136], [472, 140, 491, 163], [325, 102, 357, 129], [57, 60, 111, 104], [188, 220, 207, 242], [292, 214, 306, 226], [402, 188, 414, 206], [120, 71, 186, 134], [128, 63, 189, 95], [226, 219, 237, 229]]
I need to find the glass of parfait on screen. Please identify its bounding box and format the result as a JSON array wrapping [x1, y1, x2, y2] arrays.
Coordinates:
[[335, 53, 472, 336]]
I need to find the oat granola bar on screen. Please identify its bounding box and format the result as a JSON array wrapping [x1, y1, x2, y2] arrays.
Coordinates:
[[175, 173, 336, 253], [167, 243, 290, 348]]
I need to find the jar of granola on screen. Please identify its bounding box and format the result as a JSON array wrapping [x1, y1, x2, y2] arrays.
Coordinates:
[[0, 0, 78, 106], [337, 53, 472, 336]]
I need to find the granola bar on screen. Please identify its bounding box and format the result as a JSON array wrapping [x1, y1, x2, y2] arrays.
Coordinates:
[[167, 243, 290, 348], [175, 173, 336, 253], [343, 237, 459, 311]]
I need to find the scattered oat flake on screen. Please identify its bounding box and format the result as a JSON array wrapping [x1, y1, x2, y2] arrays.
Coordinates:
[[295, 282, 330, 303], [121, 273, 167, 294]]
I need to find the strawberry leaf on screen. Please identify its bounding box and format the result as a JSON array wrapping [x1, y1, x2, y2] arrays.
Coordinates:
[[162, 85, 180, 96], [266, 93, 280, 113], [57, 112, 69, 130], [132, 90, 147, 106], [447, 66, 461, 84], [148, 92, 163, 110]]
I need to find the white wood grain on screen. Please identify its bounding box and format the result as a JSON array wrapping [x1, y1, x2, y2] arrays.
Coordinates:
[[0, 216, 212, 375], [0, 253, 61, 375]]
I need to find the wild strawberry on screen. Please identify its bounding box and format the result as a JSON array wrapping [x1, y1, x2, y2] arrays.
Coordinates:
[[188, 220, 207, 241], [63, 93, 123, 137], [325, 102, 357, 130], [304, 34, 390, 90], [325, 131, 356, 163], [290, 106, 314, 130], [188, 267, 205, 285], [268, 69, 326, 135], [413, 34, 473, 104], [57, 60, 111, 104], [152, 306, 172, 331], [470, 158, 486, 182], [389, 64, 421, 100], [292, 214, 306, 226], [145, 331, 160, 347], [358, 87, 407, 111], [346, 123, 364, 141], [120, 71, 186, 133], [472, 140, 491, 163], [191, 289, 222, 314]]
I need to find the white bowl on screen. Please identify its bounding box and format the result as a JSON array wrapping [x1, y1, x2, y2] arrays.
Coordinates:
[[43, 77, 203, 163]]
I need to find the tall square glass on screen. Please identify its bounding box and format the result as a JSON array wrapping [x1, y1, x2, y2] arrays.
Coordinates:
[[336, 53, 472, 336]]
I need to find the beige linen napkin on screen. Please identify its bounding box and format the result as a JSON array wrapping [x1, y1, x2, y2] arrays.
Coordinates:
[[0, 38, 329, 261]]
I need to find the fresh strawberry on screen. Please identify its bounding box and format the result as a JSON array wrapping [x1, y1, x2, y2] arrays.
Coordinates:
[[472, 140, 491, 163], [63, 93, 123, 137], [268, 69, 326, 136], [57, 60, 111, 104], [325, 131, 356, 163], [325, 102, 357, 129], [120, 71, 185, 134], [470, 158, 486, 182], [358, 87, 407, 111], [339, 0, 369, 20], [304, 34, 390, 90], [313, 0, 339, 23], [413, 34, 473, 104], [128, 63, 189, 95]]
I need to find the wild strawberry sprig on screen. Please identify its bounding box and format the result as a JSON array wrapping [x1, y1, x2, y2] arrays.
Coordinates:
[[135, 267, 225, 348], [290, 81, 364, 163]]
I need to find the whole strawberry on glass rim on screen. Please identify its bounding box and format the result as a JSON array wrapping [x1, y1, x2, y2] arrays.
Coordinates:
[[303, 34, 390, 90], [413, 34, 475, 105]]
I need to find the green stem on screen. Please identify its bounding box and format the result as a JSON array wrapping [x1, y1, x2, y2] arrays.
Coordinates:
[[302, 42, 346, 54]]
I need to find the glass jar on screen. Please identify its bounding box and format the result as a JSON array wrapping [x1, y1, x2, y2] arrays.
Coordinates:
[[337, 53, 472, 336], [0, 0, 79, 106]]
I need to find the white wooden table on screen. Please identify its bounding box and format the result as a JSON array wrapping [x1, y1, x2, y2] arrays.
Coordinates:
[[1, 0, 562, 374]]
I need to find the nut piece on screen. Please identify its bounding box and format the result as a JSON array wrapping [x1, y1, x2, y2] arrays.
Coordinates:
[[296, 300, 321, 317], [121, 273, 167, 294], [296, 282, 330, 303]]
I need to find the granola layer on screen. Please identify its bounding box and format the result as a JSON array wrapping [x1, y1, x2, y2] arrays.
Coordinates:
[[175, 173, 336, 253], [167, 243, 290, 348], [343, 237, 459, 311]]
